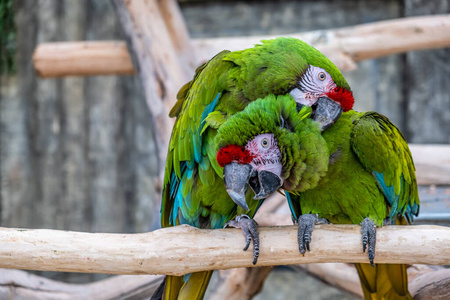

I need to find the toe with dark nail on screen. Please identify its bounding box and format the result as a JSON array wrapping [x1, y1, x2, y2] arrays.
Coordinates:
[[297, 214, 328, 255], [361, 217, 377, 267], [225, 214, 260, 265]]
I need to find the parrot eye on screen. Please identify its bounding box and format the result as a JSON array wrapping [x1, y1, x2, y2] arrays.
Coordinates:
[[318, 72, 326, 81], [261, 138, 269, 148]]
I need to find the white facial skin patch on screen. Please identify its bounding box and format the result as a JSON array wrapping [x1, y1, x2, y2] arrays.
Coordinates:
[[290, 66, 336, 107]]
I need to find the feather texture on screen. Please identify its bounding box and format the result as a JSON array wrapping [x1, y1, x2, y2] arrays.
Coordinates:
[[161, 37, 352, 300], [217, 95, 419, 300]]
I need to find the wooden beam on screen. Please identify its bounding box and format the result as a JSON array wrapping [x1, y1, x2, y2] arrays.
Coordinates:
[[0, 255, 448, 299], [32, 15, 450, 77], [209, 267, 273, 300], [193, 14, 450, 71], [111, 0, 195, 177], [0, 225, 448, 276], [408, 144, 450, 185], [0, 268, 163, 299], [296, 263, 450, 300], [298, 263, 364, 298], [33, 41, 135, 77]]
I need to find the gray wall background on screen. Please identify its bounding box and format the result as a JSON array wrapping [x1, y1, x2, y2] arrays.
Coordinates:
[[1, 0, 449, 293]]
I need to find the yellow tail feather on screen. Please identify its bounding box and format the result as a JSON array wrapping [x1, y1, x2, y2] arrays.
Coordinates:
[[164, 271, 213, 300], [164, 276, 184, 300], [355, 263, 412, 300]]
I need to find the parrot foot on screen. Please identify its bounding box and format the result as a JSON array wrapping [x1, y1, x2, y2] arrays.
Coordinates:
[[361, 217, 377, 267], [224, 214, 260, 265], [297, 214, 329, 254]]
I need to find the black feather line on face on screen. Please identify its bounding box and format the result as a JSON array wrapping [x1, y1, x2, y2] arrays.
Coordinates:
[[252, 157, 281, 166], [298, 66, 323, 94]]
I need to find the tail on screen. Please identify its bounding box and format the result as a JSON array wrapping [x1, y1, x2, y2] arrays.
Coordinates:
[[155, 271, 213, 300], [355, 263, 412, 300]]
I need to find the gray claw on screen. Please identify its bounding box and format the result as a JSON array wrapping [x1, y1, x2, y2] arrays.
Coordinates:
[[361, 217, 377, 267], [298, 214, 329, 254], [224, 214, 259, 265]]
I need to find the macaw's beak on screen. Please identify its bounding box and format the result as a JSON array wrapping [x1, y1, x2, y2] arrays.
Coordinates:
[[295, 97, 342, 131], [224, 162, 284, 209], [249, 170, 283, 200], [313, 97, 343, 131], [223, 162, 253, 211]]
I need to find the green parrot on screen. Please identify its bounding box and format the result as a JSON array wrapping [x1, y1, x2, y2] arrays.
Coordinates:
[[157, 37, 354, 300], [216, 94, 420, 300]]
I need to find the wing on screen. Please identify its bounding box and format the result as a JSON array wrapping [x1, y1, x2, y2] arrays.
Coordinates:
[[351, 112, 419, 222], [162, 50, 235, 229], [162, 39, 310, 229]]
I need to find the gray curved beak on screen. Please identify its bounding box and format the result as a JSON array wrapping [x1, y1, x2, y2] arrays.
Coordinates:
[[223, 162, 253, 211], [252, 170, 283, 200], [313, 97, 343, 131]]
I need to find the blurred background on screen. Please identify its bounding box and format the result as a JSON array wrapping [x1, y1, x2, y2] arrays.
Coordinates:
[[1, 0, 449, 298]]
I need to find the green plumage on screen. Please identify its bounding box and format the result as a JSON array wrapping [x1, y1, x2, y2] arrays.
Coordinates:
[[160, 37, 350, 300], [216, 95, 419, 300], [215, 94, 329, 193], [288, 110, 419, 226], [292, 110, 418, 300]]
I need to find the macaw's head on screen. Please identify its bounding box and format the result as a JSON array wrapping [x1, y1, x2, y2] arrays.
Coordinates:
[[227, 37, 354, 125], [215, 94, 329, 210]]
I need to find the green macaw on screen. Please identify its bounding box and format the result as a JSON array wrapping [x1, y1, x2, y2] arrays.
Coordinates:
[[158, 37, 354, 300], [216, 94, 420, 300]]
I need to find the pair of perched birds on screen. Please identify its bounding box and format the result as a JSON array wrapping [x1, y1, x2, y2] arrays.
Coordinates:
[[157, 37, 420, 300]]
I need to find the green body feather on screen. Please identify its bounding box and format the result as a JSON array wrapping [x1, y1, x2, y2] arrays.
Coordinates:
[[288, 110, 419, 226], [217, 95, 419, 300], [161, 37, 350, 299], [290, 110, 419, 300]]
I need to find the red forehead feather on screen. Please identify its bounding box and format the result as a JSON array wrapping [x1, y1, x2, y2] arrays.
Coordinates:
[[217, 145, 254, 167], [326, 87, 354, 112]]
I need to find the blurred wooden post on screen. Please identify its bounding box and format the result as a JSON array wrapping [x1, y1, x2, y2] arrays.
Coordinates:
[[111, 0, 195, 177], [32, 15, 450, 76], [33, 42, 135, 77]]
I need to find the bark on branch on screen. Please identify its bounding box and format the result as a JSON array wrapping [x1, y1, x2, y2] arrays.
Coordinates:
[[295, 263, 450, 300], [0, 225, 448, 276], [111, 0, 195, 173], [0, 268, 163, 300], [32, 41, 135, 77], [33, 15, 450, 77], [193, 14, 450, 71]]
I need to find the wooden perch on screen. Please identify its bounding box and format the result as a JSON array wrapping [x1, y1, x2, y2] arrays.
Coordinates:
[[0, 268, 163, 299], [32, 41, 135, 77], [1, 265, 449, 300], [210, 267, 273, 300], [296, 263, 450, 300], [408, 144, 450, 185], [194, 14, 450, 70], [111, 0, 195, 175], [33, 15, 450, 77], [0, 225, 448, 276]]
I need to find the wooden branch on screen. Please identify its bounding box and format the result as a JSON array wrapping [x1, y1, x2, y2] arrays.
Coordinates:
[[1, 263, 448, 300], [111, 0, 195, 173], [193, 15, 450, 71], [32, 42, 135, 77], [296, 263, 450, 300], [0, 268, 163, 299], [408, 144, 450, 185], [0, 225, 448, 276], [408, 268, 450, 299], [32, 15, 450, 76], [297, 263, 364, 298], [209, 267, 273, 300]]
